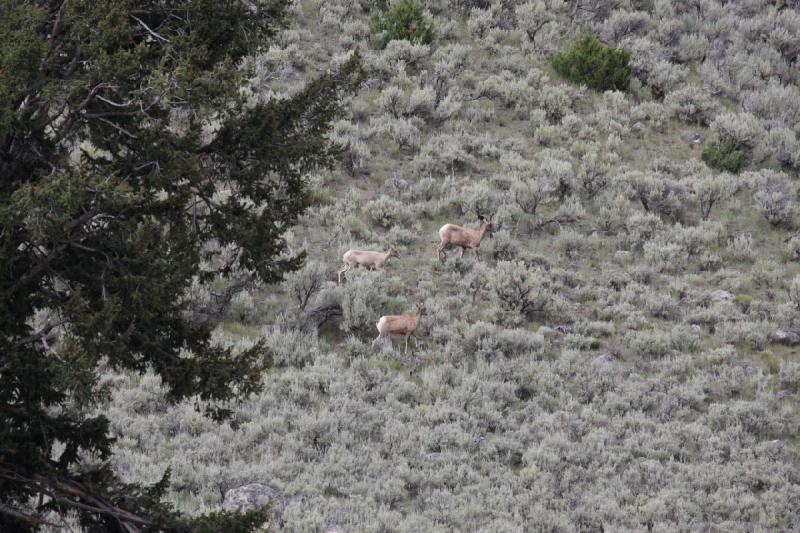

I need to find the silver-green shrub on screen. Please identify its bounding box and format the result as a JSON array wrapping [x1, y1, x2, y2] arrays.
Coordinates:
[[624, 328, 673, 359], [414, 133, 475, 175], [750, 170, 797, 227], [488, 260, 553, 323], [283, 260, 329, 311], [786, 236, 800, 262], [263, 324, 319, 368], [742, 81, 800, 129], [511, 173, 555, 222], [625, 171, 686, 220], [664, 84, 721, 125], [691, 172, 736, 220], [624, 211, 664, 249], [643, 237, 685, 273], [363, 195, 415, 229], [536, 84, 573, 122], [728, 232, 756, 263], [778, 361, 800, 393]]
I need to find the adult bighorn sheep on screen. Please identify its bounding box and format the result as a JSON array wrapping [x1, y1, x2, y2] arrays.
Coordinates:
[[337, 246, 400, 283], [437, 212, 496, 262], [372, 302, 427, 354]]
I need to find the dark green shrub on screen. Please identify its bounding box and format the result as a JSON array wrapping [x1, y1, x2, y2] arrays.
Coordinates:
[[701, 138, 748, 173], [551, 35, 631, 91], [371, 0, 433, 46]]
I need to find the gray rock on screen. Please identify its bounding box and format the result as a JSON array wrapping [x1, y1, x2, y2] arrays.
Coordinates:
[[361, 78, 382, 91], [223, 483, 286, 525], [538, 325, 576, 337], [688, 324, 702, 333], [774, 329, 800, 346], [687, 131, 705, 145], [613, 250, 632, 263], [711, 289, 735, 302], [392, 175, 410, 193], [592, 353, 616, 365]]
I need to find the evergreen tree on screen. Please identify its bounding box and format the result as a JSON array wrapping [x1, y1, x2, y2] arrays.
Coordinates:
[[701, 138, 749, 173], [0, 1, 363, 530], [370, 0, 433, 46], [551, 34, 631, 92]]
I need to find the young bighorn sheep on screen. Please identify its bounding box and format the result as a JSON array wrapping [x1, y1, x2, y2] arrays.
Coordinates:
[[437, 212, 495, 262], [337, 246, 400, 283], [372, 302, 427, 354]]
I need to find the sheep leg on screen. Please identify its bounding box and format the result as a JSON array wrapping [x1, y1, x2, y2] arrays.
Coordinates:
[[337, 264, 349, 284], [437, 243, 447, 262], [472, 247, 479, 261], [404, 334, 410, 355], [457, 247, 464, 258]]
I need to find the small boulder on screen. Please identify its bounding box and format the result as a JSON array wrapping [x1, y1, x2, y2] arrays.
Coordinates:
[[592, 353, 616, 365], [361, 78, 382, 91], [734, 360, 759, 371], [613, 250, 632, 263], [711, 289, 735, 302], [392, 175, 410, 193], [774, 329, 800, 346], [539, 326, 568, 339], [687, 131, 705, 146], [223, 483, 286, 525]]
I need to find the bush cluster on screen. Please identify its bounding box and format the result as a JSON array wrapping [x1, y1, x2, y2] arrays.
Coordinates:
[[701, 138, 748, 173], [551, 35, 631, 92], [371, 0, 433, 46]]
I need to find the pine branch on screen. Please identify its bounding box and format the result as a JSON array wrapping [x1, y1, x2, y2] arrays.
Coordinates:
[[14, 318, 67, 347], [0, 464, 156, 531], [129, 15, 170, 42]]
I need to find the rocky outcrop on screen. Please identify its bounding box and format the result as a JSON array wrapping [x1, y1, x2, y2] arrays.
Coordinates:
[[710, 289, 735, 302], [592, 352, 617, 365], [223, 483, 286, 526], [773, 329, 800, 346]]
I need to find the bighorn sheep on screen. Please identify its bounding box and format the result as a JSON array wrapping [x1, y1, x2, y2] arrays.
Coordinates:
[[372, 302, 427, 354], [437, 212, 495, 262], [337, 246, 400, 283]]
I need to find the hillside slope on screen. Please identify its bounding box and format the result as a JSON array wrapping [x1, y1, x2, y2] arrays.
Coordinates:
[[105, 1, 800, 530]]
